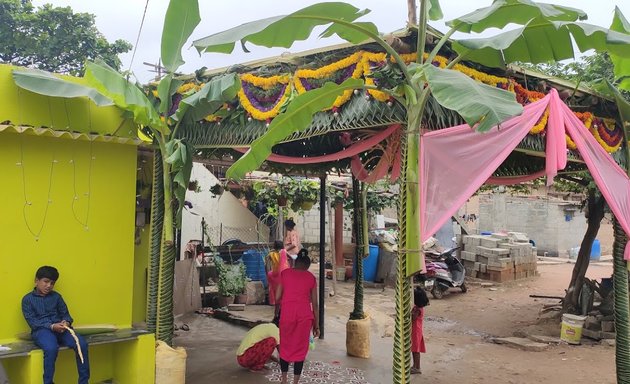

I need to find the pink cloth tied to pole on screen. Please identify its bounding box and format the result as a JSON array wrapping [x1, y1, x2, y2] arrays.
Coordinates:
[[233, 124, 401, 165], [412, 88, 630, 275]]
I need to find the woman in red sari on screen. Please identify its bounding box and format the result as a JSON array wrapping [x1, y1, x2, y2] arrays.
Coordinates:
[[275, 249, 319, 384]]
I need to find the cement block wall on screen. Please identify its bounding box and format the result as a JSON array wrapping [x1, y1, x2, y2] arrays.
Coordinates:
[[478, 194, 587, 257], [293, 202, 353, 261]]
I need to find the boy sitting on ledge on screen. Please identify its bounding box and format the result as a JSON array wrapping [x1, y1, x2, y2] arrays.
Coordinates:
[[22, 265, 90, 384]]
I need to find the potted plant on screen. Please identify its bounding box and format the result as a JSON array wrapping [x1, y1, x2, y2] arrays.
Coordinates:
[[214, 256, 244, 307], [288, 178, 319, 211], [209, 183, 224, 197], [234, 263, 248, 304]]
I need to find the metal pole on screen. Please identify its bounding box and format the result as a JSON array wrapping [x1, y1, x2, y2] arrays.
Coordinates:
[[201, 217, 207, 307], [318, 175, 327, 339]]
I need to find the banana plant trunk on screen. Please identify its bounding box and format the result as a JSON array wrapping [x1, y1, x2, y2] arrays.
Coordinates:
[[613, 218, 630, 383], [146, 138, 178, 346], [393, 103, 422, 384], [146, 149, 164, 334], [350, 176, 365, 320]]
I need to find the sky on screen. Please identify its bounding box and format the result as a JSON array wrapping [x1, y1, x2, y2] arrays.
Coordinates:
[[31, 0, 630, 83]]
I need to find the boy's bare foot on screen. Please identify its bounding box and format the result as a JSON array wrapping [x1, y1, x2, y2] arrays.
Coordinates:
[[410, 367, 422, 374]]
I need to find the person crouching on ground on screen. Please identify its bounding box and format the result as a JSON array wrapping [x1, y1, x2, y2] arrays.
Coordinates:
[[275, 249, 319, 384], [22, 265, 90, 384], [236, 319, 280, 371], [411, 287, 429, 374], [266, 240, 289, 305]]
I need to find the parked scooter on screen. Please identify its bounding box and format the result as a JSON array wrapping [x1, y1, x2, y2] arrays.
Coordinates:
[[417, 247, 467, 299]]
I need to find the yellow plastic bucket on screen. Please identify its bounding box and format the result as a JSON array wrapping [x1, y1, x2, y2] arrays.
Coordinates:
[[560, 314, 586, 344]]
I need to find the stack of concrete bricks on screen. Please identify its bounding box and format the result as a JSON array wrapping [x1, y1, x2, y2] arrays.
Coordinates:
[[582, 315, 616, 341], [460, 232, 537, 283]]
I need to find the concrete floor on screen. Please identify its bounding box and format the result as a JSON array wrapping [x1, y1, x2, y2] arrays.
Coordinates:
[[175, 305, 392, 384]]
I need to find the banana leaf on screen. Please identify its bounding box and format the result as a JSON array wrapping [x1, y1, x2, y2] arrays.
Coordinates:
[[423, 64, 523, 132], [453, 19, 630, 68], [608, 81, 630, 138], [157, 74, 184, 116], [84, 61, 167, 133], [427, 0, 443, 21], [175, 73, 240, 123], [161, 0, 200, 73], [610, 7, 630, 91], [193, 2, 375, 54], [447, 0, 586, 33], [12, 68, 113, 106], [226, 78, 363, 180], [165, 139, 193, 226]]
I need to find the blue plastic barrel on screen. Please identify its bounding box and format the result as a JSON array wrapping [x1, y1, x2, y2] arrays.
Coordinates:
[[590, 239, 601, 261], [364, 245, 380, 282], [241, 249, 268, 287], [353, 245, 380, 282]]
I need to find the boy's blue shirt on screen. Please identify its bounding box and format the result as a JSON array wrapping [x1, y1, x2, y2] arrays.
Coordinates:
[[22, 289, 74, 332]]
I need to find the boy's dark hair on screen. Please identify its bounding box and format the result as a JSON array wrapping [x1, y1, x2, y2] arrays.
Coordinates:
[[414, 287, 429, 308], [273, 240, 283, 250], [295, 249, 311, 269], [36, 266, 59, 281]]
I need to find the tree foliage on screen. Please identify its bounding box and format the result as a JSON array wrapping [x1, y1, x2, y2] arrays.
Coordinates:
[[0, 0, 131, 75]]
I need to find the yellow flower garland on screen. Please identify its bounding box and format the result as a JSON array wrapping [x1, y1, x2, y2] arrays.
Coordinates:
[[237, 74, 291, 121], [529, 108, 549, 134], [177, 83, 200, 94], [362, 52, 390, 102], [293, 51, 364, 109], [240, 73, 290, 90]]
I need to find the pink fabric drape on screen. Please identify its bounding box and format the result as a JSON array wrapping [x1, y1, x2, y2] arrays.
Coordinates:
[[415, 88, 630, 277], [419, 96, 548, 244], [234, 124, 401, 164]]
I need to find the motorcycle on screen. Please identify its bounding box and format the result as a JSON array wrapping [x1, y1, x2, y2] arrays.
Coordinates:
[[417, 247, 467, 299]]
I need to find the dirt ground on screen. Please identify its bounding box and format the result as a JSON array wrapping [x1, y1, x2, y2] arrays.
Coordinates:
[[177, 260, 616, 384]]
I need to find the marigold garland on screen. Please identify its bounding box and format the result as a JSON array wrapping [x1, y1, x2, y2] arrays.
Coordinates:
[[362, 52, 390, 102], [529, 108, 549, 134], [590, 117, 623, 153], [293, 51, 364, 109], [159, 49, 621, 155], [238, 74, 291, 120]]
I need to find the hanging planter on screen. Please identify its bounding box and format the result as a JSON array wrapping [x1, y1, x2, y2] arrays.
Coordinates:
[[300, 200, 315, 210], [277, 196, 288, 206]]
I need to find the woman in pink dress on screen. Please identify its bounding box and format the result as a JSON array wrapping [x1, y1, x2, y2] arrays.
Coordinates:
[[275, 249, 319, 384], [267, 240, 289, 305]]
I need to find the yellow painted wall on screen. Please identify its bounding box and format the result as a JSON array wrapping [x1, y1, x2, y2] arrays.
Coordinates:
[[0, 64, 136, 137], [0, 132, 138, 343]]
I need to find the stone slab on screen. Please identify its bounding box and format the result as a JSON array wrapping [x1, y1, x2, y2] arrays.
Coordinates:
[[492, 337, 548, 351], [527, 335, 562, 344], [227, 303, 245, 311]]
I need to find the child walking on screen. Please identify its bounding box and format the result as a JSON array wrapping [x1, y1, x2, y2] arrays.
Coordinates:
[[22, 266, 90, 384], [411, 287, 429, 374]]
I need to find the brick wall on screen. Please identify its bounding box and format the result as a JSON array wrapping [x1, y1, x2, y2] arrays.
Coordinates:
[[478, 194, 587, 257]]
